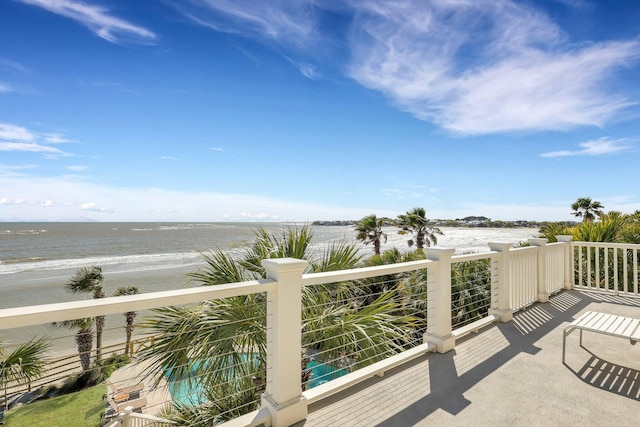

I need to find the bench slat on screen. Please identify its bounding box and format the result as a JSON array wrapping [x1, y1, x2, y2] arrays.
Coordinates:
[[563, 311, 640, 363]]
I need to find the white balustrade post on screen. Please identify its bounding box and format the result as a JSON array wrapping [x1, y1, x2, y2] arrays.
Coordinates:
[[488, 243, 513, 322], [424, 248, 456, 353], [261, 258, 309, 427], [556, 235, 574, 290], [122, 407, 133, 427], [529, 238, 549, 303]]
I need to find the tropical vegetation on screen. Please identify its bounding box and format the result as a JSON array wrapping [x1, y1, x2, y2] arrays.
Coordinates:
[[354, 214, 389, 255], [539, 200, 640, 292], [65, 266, 106, 364], [113, 286, 140, 357], [0, 337, 50, 411], [136, 225, 418, 425], [397, 207, 443, 250], [53, 317, 95, 373], [570, 197, 604, 223], [539, 210, 640, 244]]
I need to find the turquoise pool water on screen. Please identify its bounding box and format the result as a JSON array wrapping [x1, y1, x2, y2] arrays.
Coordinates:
[[306, 359, 347, 388], [167, 357, 347, 405]]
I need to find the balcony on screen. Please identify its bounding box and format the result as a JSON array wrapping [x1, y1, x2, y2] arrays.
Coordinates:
[[1, 237, 639, 426], [300, 290, 640, 426]]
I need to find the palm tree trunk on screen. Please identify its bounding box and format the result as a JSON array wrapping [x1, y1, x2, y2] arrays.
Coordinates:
[[124, 312, 135, 357], [76, 328, 93, 372], [95, 315, 105, 364]]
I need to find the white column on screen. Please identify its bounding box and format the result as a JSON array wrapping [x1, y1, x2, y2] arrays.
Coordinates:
[[423, 248, 456, 353], [261, 258, 309, 427], [122, 407, 133, 427], [529, 238, 549, 303], [556, 235, 574, 290], [488, 242, 513, 322]]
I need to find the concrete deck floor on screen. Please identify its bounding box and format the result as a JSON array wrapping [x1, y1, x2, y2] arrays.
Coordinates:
[[296, 290, 640, 427]]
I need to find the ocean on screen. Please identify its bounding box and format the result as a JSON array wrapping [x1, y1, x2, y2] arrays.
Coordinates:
[[0, 222, 538, 350], [0, 222, 539, 309]]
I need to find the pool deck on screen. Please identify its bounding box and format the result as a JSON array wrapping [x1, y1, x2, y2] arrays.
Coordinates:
[[108, 359, 172, 416]]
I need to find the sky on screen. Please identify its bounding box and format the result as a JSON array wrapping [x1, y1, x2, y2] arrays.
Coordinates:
[[1, 0, 640, 223]]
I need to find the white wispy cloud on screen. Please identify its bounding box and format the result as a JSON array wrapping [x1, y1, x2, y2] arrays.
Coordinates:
[[286, 57, 319, 79], [347, 0, 640, 134], [0, 82, 14, 93], [178, 0, 316, 47], [540, 137, 632, 157], [66, 165, 88, 171], [0, 174, 400, 222], [380, 187, 425, 200], [19, 0, 156, 44], [43, 133, 75, 144], [0, 164, 37, 176], [0, 122, 73, 157], [80, 202, 114, 213], [0, 57, 31, 74], [209, 147, 224, 152], [176, 0, 639, 135], [0, 123, 35, 141], [0, 141, 67, 156], [552, 0, 595, 9]]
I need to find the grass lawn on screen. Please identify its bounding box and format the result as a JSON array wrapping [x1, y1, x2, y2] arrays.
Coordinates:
[[3, 384, 105, 426]]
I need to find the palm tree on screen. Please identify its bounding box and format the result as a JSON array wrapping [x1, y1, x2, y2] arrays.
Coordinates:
[[571, 197, 604, 223], [354, 214, 388, 255], [137, 225, 415, 423], [65, 266, 106, 364], [397, 207, 443, 250], [113, 286, 140, 357], [54, 318, 94, 373], [0, 338, 50, 411]]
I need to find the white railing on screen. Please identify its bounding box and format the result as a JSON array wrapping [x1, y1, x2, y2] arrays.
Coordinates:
[[509, 246, 539, 310], [572, 241, 640, 295], [105, 409, 176, 427], [9, 235, 640, 427], [545, 242, 567, 295]]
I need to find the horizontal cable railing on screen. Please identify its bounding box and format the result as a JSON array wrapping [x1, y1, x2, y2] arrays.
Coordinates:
[[450, 255, 493, 331], [301, 260, 432, 392], [300, 267, 430, 391]]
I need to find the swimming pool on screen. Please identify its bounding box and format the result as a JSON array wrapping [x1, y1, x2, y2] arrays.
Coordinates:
[[167, 357, 347, 405]]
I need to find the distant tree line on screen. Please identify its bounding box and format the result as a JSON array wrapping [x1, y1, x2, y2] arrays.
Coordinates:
[[314, 217, 567, 229]]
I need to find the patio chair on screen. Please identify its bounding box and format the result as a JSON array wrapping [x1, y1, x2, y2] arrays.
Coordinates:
[[106, 394, 148, 414], [106, 379, 144, 401]]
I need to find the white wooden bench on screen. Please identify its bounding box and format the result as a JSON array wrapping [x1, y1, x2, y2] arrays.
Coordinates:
[[562, 311, 640, 363]]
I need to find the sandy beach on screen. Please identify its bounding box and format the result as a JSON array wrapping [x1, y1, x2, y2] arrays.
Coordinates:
[[0, 263, 200, 351]]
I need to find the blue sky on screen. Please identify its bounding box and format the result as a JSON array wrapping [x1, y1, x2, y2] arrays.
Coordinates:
[[1, 0, 639, 222]]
